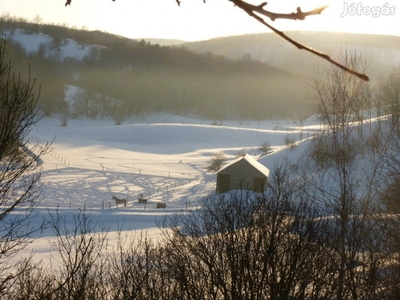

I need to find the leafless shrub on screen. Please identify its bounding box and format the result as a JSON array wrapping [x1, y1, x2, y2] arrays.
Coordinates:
[[206, 151, 227, 172], [258, 141, 272, 156], [45, 208, 109, 299]]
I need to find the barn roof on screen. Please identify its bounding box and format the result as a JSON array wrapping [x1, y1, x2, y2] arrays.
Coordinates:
[[218, 154, 270, 177]]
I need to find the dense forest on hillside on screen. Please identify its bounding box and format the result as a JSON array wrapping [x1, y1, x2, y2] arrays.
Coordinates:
[[0, 17, 310, 121]]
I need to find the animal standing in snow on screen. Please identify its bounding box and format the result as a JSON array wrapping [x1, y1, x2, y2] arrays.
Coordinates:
[[112, 196, 127, 207], [138, 193, 147, 204]]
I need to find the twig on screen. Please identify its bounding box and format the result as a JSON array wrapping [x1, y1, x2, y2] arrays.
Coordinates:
[[66, 0, 114, 5], [230, 0, 328, 21], [230, 0, 369, 81]]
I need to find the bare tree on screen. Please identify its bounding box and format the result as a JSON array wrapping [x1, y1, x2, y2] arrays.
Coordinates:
[[64, 0, 369, 81], [206, 151, 227, 172], [160, 162, 336, 299], [71, 87, 97, 119], [373, 68, 400, 297], [380, 67, 400, 134], [258, 141, 272, 156], [6, 259, 55, 300], [375, 67, 400, 213], [305, 49, 393, 299], [105, 231, 164, 300], [45, 208, 108, 300], [0, 42, 50, 297], [5, 209, 110, 300]]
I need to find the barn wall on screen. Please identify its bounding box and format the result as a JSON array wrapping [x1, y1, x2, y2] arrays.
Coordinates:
[[216, 173, 231, 193]]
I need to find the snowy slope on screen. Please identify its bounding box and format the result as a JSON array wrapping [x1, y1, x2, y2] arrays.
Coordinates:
[[5, 28, 101, 60], [5, 27, 323, 265], [19, 114, 317, 265], [31, 115, 313, 208]]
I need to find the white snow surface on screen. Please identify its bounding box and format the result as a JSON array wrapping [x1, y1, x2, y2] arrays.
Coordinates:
[[4, 29, 99, 60], [18, 114, 319, 265], [1, 28, 322, 265]]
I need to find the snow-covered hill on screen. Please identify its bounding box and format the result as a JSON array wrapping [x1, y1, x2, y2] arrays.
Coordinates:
[[6, 28, 103, 60], [32, 114, 315, 208], [19, 114, 319, 265]]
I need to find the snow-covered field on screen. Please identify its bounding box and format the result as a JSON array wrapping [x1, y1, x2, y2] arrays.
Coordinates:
[[3, 28, 324, 264], [21, 113, 321, 264]]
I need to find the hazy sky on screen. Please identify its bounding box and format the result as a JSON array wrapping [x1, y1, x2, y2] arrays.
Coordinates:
[[1, 0, 398, 41]]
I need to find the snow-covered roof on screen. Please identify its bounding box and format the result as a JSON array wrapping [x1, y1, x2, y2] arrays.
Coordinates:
[[218, 154, 270, 177]]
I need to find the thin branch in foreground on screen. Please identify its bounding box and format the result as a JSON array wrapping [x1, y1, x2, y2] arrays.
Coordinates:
[[231, 0, 329, 21], [230, 0, 369, 81], [66, 0, 114, 5]]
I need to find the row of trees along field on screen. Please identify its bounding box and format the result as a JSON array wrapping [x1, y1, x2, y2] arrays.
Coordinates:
[[0, 17, 309, 122], [2, 33, 400, 298]]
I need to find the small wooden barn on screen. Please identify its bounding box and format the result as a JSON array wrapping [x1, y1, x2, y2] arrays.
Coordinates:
[[216, 154, 270, 193]]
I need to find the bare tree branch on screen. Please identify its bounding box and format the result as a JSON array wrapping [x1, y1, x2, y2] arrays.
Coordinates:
[[230, 0, 369, 81], [230, 0, 328, 21], [65, 0, 114, 6]]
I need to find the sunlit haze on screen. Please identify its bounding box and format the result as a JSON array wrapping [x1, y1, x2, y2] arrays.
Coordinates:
[[1, 0, 398, 41]]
